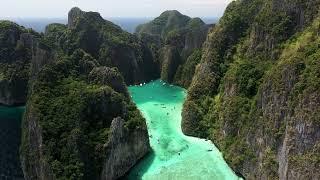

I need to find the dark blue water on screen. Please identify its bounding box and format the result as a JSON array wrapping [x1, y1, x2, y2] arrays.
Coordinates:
[[0, 106, 25, 179]]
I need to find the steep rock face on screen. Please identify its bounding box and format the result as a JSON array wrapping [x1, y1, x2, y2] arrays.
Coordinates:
[[173, 49, 202, 88], [246, 0, 320, 58], [136, 11, 211, 87], [249, 24, 320, 179], [163, 24, 210, 87], [89, 67, 129, 97], [107, 46, 142, 84], [101, 117, 150, 180], [136, 10, 191, 39], [0, 68, 28, 106], [182, 0, 320, 179], [21, 41, 150, 180], [281, 94, 320, 180], [68, 7, 85, 29], [20, 104, 55, 180], [30, 41, 55, 79], [47, 7, 158, 85], [0, 21, 39, 106], [159, 45, 181, 82], [180, 19, 211, 59]]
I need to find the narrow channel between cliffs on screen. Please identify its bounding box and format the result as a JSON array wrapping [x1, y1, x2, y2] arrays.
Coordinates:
[[126, 80, 240, 180]]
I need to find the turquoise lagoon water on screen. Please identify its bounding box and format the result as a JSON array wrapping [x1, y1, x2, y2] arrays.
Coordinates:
[[127, 80, 240, 180]]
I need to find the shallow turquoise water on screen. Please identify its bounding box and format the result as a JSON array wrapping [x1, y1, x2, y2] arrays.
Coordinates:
[[127, 80, 239, 180]]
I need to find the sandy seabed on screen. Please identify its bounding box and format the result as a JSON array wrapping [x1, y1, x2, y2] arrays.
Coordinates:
[[127, 80, 240, 180]]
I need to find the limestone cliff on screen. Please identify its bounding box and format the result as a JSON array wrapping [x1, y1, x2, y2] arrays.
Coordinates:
[[46, 7, 158, 85], [101, 117, 150, 180], [68, 7, 85, 29], [0, 21, 38, 106], [159, 45, 181, 82], [21, 48, 150, 179], [20, 104, 55, 180], [182, 0, 320, 179], [20, 8, 151, 180], [136, 11, 211, 87], [89, 67, 129, 97]]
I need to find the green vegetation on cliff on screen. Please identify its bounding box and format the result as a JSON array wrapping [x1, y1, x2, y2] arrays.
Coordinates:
[[136, 10, 192, 39], [44, 7, 158, 85], [182, 0, 320, 179], [0, 21, 40, 106], [173, 49, 202, 88], [136, 10, 211, 88], [20, 8, 150, 180], [21, 48, 146, 180], [2, 2, 319, 179]]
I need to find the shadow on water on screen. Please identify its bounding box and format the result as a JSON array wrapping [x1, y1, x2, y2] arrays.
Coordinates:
[[120, 150, 156, 180], [124, 80, 241, 180], [0, 106, 25, 179]]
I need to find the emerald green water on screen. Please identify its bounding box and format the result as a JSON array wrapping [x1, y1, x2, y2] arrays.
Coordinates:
[[127, 80, 240, 180]]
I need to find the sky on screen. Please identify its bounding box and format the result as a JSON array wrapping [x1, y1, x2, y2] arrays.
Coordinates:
[[0, 0, 233, 18]]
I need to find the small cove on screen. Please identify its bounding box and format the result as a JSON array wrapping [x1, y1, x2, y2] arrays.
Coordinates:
[[127, 80, 240, 180]]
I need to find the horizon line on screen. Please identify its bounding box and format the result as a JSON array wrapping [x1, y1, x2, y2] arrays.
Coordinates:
[[0, 16, 221, 19]]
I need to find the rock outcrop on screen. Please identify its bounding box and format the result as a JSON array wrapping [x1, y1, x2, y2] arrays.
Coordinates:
[[159, 45, 181, 82], [89, 67, 129, 97], [21, 49, 150, 179], [0, 21, 39, 106], [102, 117, 150, 180], [68, 7, 85, 29], [20, 104, 55, 180], [20, 7, 151, 180], [47, 7, 158, 85], [136, 11, 212, 87], [182, 0, 320, 179], [136, 10, 192, 39], [30, 42, 55, 79]]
